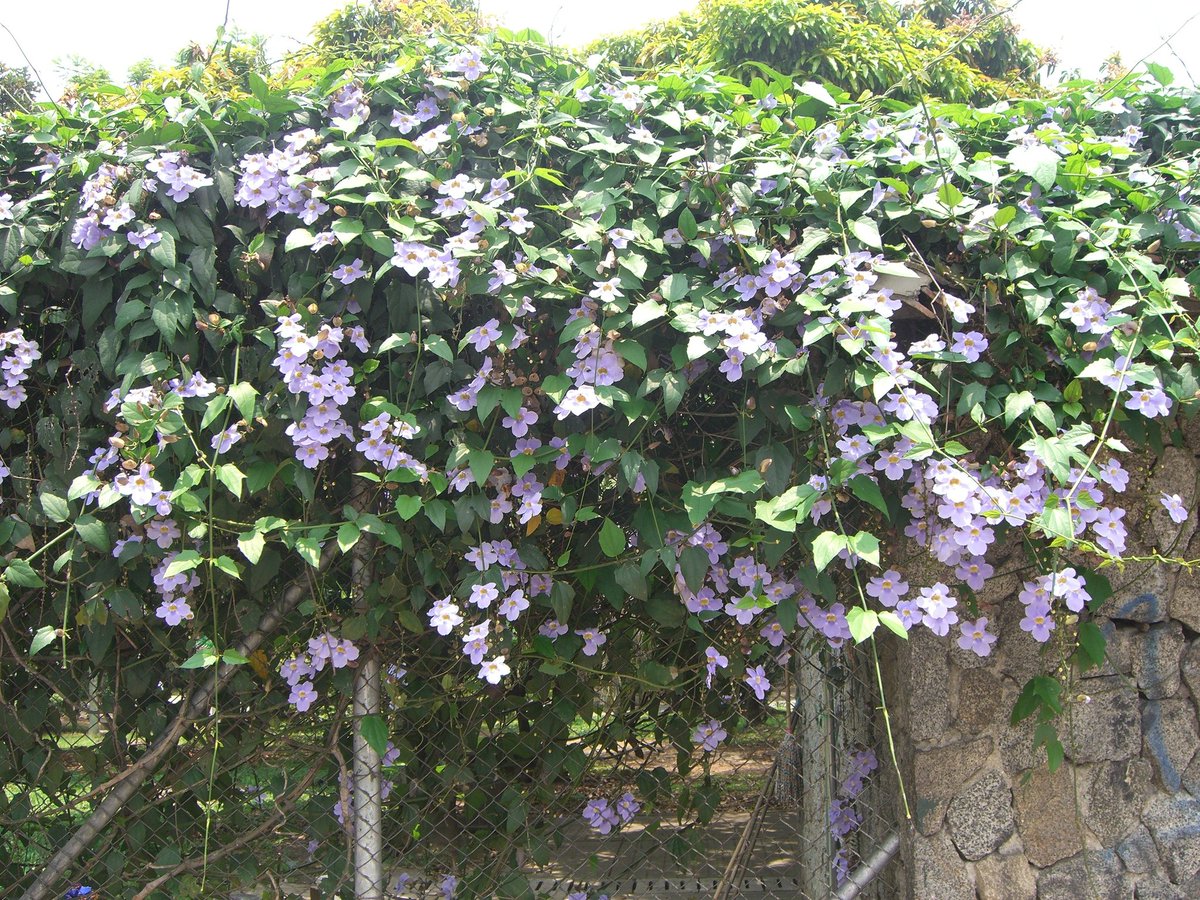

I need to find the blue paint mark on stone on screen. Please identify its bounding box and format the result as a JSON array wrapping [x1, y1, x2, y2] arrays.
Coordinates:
[[1142, 701, 1184, 791], [1116, 592, 1162, 622]]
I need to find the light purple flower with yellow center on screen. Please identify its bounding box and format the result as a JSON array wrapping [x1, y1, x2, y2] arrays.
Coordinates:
[[146, 518, 181, 549], [479, 656, 509, 684], [957, 617, 998, 657], [1161, 492, 1188, 524], [289, 681, 318, 712], [1125, 386, 1172, 418], [576, 628, 607, 656], [693, 719, 728, 752], [155, 597, 191, 626], [502, 207, 533, 234], [332, 258, 368, 285], [1019, 603, 1055, 642], [744, 665, 770, 700]]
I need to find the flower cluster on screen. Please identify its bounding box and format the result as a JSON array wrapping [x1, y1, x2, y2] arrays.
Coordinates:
[[278, 633, 362, 713], [830, 749, 879, 883], [0, 327, 39, 412], [234, 129, 328, 222], [581, 792, 640, 835]]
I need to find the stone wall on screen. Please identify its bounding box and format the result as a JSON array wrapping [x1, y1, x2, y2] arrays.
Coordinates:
[[886, 446, 1200, 898]]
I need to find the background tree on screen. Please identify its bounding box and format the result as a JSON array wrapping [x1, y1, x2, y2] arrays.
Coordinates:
[[588, 0, 1048, 102], [0, 63, 37, 117]]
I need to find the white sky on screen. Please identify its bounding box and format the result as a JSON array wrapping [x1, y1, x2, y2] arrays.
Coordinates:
[[1, 0, 1198, 96]]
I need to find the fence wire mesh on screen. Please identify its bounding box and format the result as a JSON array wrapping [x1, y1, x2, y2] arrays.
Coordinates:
[[2, 627, 897, 899]]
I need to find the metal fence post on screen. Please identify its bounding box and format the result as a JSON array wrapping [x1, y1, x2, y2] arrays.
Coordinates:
[[351, 499, 383, 900]]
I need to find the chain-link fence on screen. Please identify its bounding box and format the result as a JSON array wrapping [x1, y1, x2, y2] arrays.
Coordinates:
[[2, 628, 897, 899]]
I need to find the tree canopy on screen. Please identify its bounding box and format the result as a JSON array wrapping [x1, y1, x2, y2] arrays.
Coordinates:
[[589, 0, 1048, 103]]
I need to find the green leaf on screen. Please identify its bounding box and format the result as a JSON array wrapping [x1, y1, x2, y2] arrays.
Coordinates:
[[846, 607, 878, 643], [851, 217, 881, 249], [1146, 61, 1175, 86], [878, 610, 909, 639], [1076, 621, 1107, 671], [337, 522, 361, 553], [993, 205, 1017, 229], [424, 334, 453, 361], [848, 475, 888, 518], [30, 625, 57, 656], [395, 495, 422, 520], [238, 530, 266, 564], [74, 515, 111, 551], [637, 660, 674, 688], [165, 550, 203, 578], [661, 273, 688, 302], [615, 563, 649, 600], [632, 299, 667, 327], [180, 644, 220, 669], [812, 531, 846, 572], [468, 448, 494, 487], [222, 649, 250, 665], [599, 518, 626, 557], [846, 530, 878, 564], [214, 464, 245, 499], [200, 393, 231, 430], [284, 227, 315, 251], [360, 714, 390, 756], [678, 545, 710, 594], [213, 555, 241, 579], [1005, 390, 1035, 425], [678, 207, 698, 240], [1007, 143, 1058, 191], [229, 382, 257, 421], [4, 559, 45, 588], [40, 492, 70, 524]]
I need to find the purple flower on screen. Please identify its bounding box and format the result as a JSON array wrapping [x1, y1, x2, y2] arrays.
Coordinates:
[[866, 570, 908, 607], [1019, 604, 1055, 642], [155, 598, 191, 626], [288, 680, 318, 712], [704, 646, 729, 687], [502, 207, 533, 234], [332, 258, 368, 285], [744, 665, 771, 701], [127, 226, 162, 249], [576, 628, 607, 656], [1091, 507, 1127, 555], [950, 330, 988, 363], [1161, 492, 1188, 524], [582, 798, 619, 834], [1125, 386, 1172, 418], [916, 583, 956, 619], [693, 718, 727, 752], [957, 617, 998, 656], [478, 656, 510, 684]]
